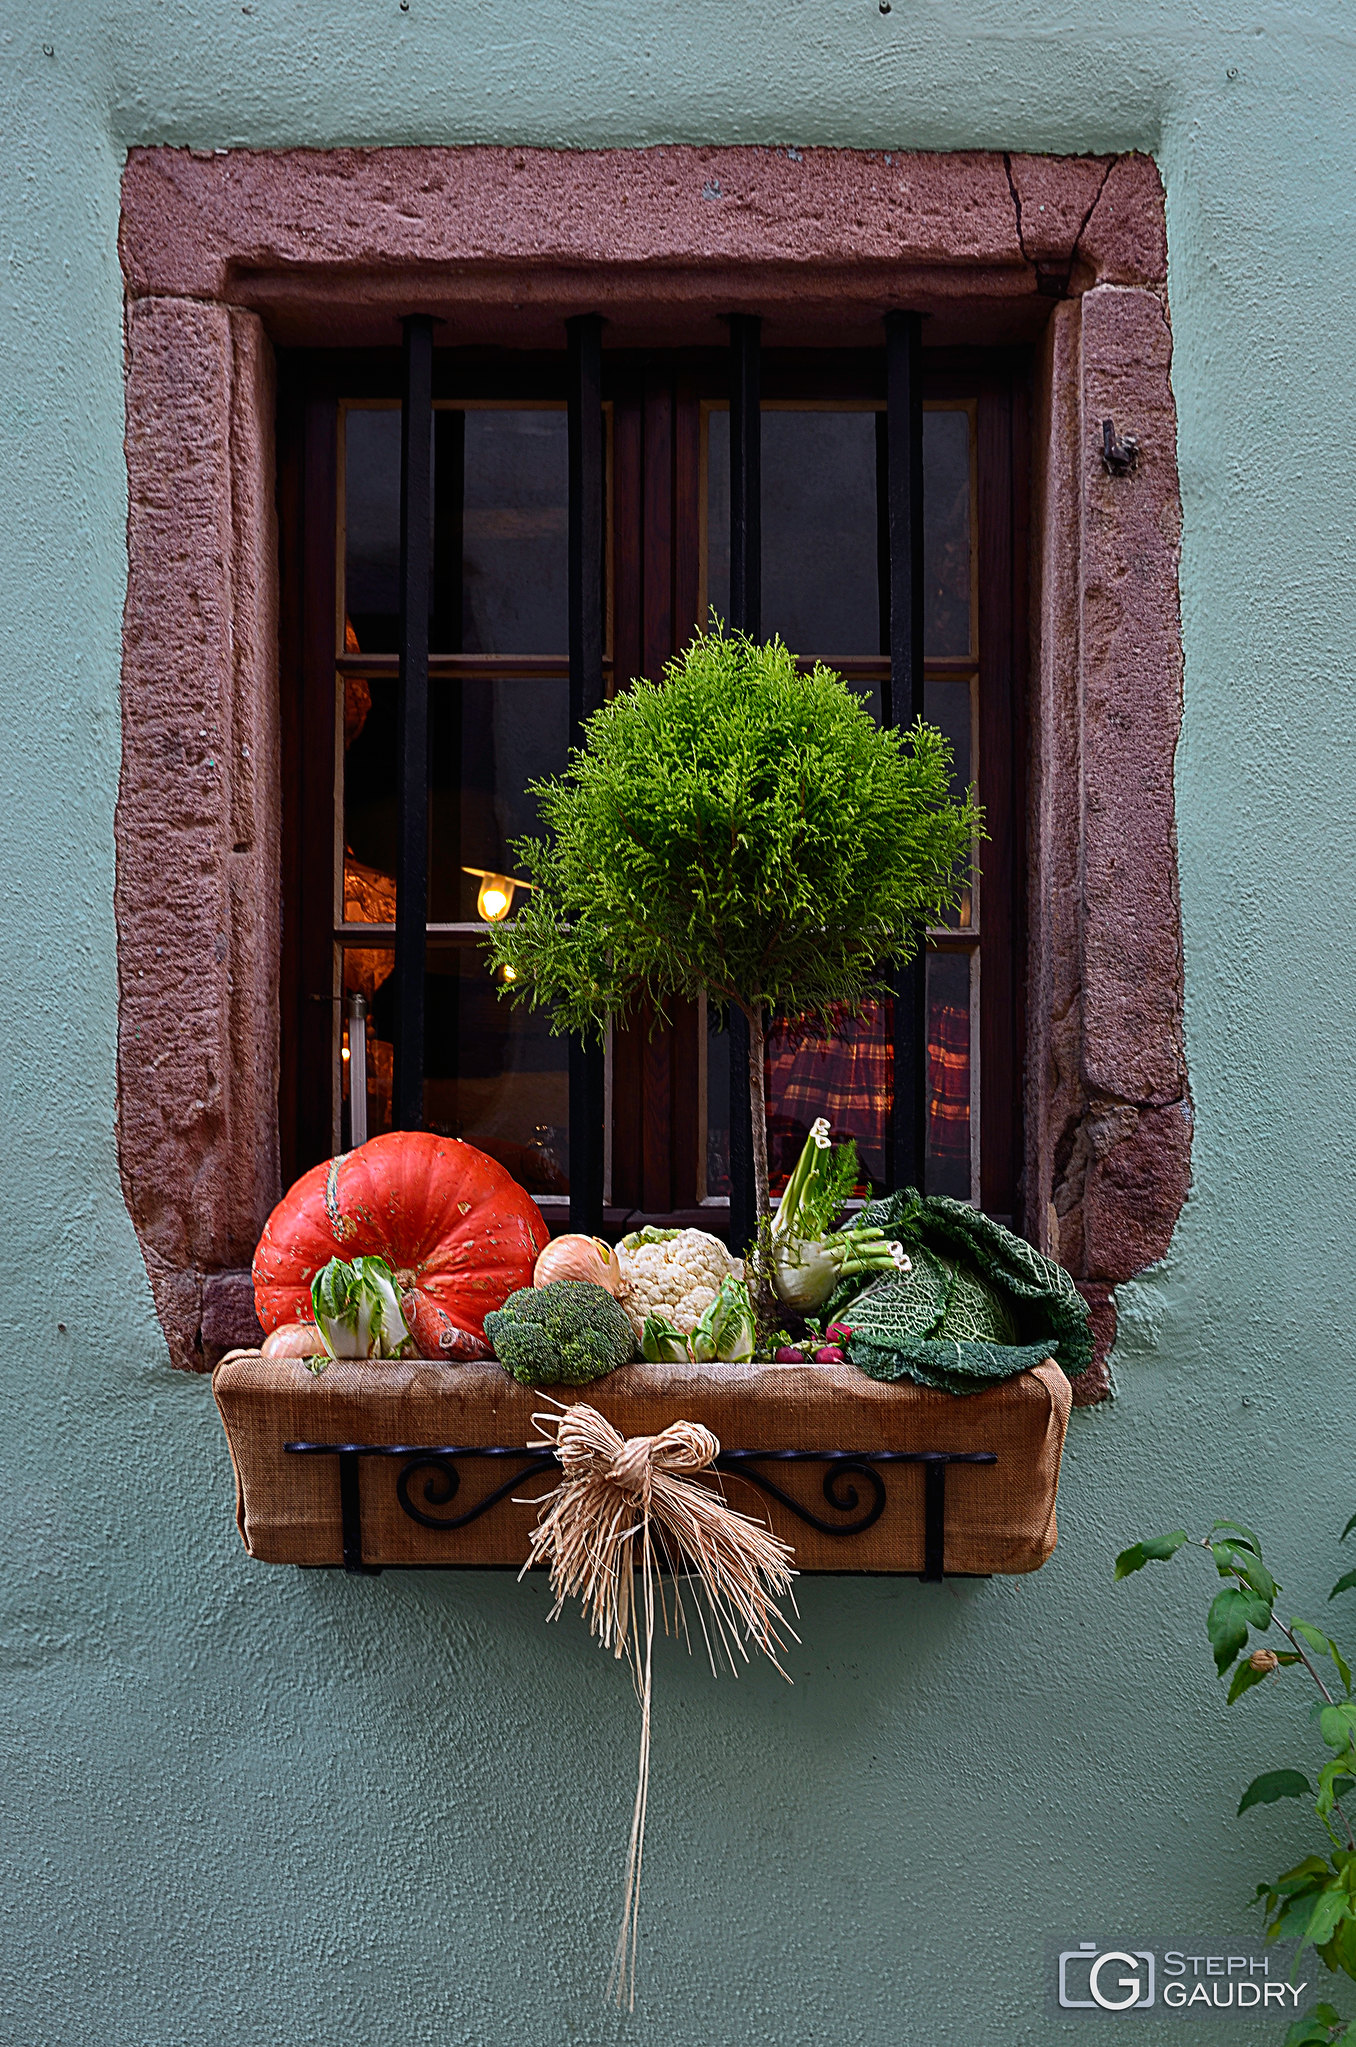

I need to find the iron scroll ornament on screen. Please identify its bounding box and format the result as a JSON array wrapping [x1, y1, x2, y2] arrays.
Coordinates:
[[396, 1449, 558, 1531], [284, 1441, 998, 1576]]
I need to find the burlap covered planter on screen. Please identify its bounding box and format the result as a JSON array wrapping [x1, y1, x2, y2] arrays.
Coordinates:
[[212, 1355, 1072, 1577]]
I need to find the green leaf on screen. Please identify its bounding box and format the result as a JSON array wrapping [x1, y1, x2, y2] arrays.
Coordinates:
[[1284, 2016, 1350, 2047], [1213, 1541, 1279, 1600], [1322, 1706, 1356, 1749], [1328, 1913, 1356, 1978], [1228, 1659, 1275, 1704], [1115, 1530, 1190, 1579], [1274, 1890, 1327, 1941], [1331, 1571, 1356, 1603], [1209, 1586, 1268, 1674], [1307, 1889, 1354, 1949], [1239, 1769, 1313, 1816], [1317, 1756, 1356, 1820], [1341, 1513, 1356, 1543], [1283, 2023, 1339, 2047], [1275, 1857, 1334, 1893], [1297, 1619, 1336, 1657], [1335, 1642, 1354, 1696], [1211, 1519, 1262, 1555]]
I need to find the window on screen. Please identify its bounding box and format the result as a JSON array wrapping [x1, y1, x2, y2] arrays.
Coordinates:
[[121, 145, 1186, 1382], [280, 341, 1026, 1236]]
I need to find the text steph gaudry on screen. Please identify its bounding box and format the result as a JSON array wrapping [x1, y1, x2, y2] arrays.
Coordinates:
[[1162, 1954, 1305, 2010]]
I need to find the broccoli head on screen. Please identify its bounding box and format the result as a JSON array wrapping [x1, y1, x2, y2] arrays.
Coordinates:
[[483, 1279, 636, 1387]]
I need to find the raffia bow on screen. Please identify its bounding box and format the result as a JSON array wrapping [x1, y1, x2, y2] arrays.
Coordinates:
[[520, 1400, 797, 2006]]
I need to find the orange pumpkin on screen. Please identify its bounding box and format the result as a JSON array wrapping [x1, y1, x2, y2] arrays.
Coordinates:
[[253, 1131, 549, 1361]]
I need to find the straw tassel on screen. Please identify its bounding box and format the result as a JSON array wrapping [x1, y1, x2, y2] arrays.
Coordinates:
[[519, 1399, 797, 2006]]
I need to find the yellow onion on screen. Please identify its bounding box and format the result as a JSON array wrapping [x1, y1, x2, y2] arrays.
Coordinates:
[[533, 1234, 624, 1296], [261, 1321, 324, 1359]]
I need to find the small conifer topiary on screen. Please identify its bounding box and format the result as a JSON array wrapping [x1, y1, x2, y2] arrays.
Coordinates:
[[487, 627, 980, 1306]]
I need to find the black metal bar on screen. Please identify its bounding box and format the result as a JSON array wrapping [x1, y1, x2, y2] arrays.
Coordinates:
[[566, 313, 607, 1233], [726, 313, 761, 1255], [921, 1454, 947, 1581], [884, 309, 928, 1192], [337, 1450, 382, 1576], [393, 314, 435, 1131]]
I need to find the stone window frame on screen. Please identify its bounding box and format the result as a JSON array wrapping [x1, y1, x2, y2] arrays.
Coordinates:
[[117, 145, 1190, 1398]]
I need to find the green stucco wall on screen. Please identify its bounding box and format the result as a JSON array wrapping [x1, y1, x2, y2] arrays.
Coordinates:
[[3, 5, 1354, 2041]]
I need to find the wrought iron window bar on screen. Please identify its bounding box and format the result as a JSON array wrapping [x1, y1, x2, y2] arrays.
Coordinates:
[[285, 1439, 996, 1580], [387, 305, 931, 1244]]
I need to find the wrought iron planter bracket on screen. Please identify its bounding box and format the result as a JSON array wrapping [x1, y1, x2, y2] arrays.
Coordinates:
[[284, 1442, 998, 1582]]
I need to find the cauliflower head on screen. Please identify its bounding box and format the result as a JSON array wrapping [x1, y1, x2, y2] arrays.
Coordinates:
[[615, 1227, 742, 1342]]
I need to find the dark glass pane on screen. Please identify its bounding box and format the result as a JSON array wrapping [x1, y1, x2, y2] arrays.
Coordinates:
[[705, 411, 729, 631], [925, 949, 972, 1199], [347, 943, 569, 1196], [705, 404, 973, 661], [462, 409, 567, 654], [341, 672, 398, 919], [341, 945, 395, 1141], [924, 673, 974, 928], [342, 406, 568, 658], [344, 406, 405, 654], [341, 674, 568, 924], [923, 409, 971, 658], [705, 1006, 732, 1201], [431, 675, 568, 922], [705, 409, 880, 654]]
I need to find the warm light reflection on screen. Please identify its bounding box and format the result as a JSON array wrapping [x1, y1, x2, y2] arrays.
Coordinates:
[[478, 877, 512, 921], [463, 864, 531, 923]]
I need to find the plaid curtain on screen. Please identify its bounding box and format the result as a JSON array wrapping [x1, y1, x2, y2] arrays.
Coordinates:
[[765, 995, 970, 1188]]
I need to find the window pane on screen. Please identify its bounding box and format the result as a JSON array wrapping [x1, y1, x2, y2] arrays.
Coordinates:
[[340, 674, 568, 925], [344, 944, 569, 1196], [925, 950, 973, 1200], [706, 409, 880, 654], [704, 403, 974, 662], [765, 1001, 891, 1191], [342, 406, 568, 658], [344, 406, 405, 654], [432, 676, 568, 922], [707, 954, 975, 1206], [923, 409, 971, 658], [704, 1005, 732, 1201], [924, 672, 975, 928], [462, 410, 568, 655]]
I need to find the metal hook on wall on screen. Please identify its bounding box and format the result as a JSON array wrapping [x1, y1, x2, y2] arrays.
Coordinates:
[[1101, 418, 1139, 475]]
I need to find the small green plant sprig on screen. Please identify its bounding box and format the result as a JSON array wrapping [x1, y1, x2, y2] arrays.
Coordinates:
[[1117, 1513, 1356, 2046]]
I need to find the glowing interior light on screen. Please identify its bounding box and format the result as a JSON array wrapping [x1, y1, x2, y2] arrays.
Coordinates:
[[499, 963, 518, 983], [477, 876, 514, 922]]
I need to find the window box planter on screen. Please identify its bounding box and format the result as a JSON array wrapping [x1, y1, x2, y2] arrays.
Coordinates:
[[212, 1356, 1072, 1578]]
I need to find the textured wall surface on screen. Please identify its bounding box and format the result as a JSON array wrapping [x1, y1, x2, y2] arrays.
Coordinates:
[[3, 6, 1355, 2045]]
